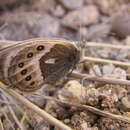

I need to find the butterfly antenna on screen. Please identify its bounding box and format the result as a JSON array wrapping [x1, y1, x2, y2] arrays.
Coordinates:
[[78, 21, 88, 62], [78, 22, 87, 102]]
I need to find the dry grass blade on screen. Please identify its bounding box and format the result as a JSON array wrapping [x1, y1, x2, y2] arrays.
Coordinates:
[[1, 93, 24, 130], [0, 118, 4, 130], [0, 40, 18, 49], [20, 112, 27, 128], [82, 56, 130, 67], [7, 105, 24, 130], [1, 40, 130, 50], [71, 71, 130, 86], [8, 106, 24, 130], [1, 109, 15, 130], [0, 81, 73, 130], [31, 94, 130, 124], [85, 41, 130, 49], [0, 88, 27, 118]]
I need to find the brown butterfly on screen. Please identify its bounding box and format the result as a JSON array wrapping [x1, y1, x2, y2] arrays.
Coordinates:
[[0, 38, 80, 92]]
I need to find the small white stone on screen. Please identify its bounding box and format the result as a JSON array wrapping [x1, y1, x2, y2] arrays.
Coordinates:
[[102, 64, 115, 76], [58, 80, 87, 104], [113, 67, 126, 79], [59, 0, 84, 10], [90, 65, 102, 76]]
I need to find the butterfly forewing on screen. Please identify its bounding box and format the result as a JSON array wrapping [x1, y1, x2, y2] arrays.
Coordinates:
[[0, 38, 80, 91]]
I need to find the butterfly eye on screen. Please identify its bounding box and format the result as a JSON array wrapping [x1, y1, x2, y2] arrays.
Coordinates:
[[27, 52, 33, 58], [25, 75, 32, 81], [18, 63, 24, 68], [30, 81, 35, 86], [37, 45, 44, 51], [21, 69, 27, 75]]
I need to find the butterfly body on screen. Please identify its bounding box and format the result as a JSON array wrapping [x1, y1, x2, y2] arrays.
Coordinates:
[[0, 38, 80, 91]]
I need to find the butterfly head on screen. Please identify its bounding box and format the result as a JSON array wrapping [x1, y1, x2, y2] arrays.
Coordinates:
[[69, 45, 80, 66]]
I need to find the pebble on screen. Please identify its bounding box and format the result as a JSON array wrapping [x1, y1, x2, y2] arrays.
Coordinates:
[[84, 0, 94, 5], [64, 119, 70, 124], [96, 48, 112, 58], [59, 0, 84, 10], [0, 0, 24, 8], [89, 65, 102, 76], [115, 87, 127, 99], [125, 36, 130, 45], [53, 5, 65, 17], [94, 0, 116, 15], [0, 12, 60, 40], [62, 6, 99, 29], [121, 97, 130, 111], [87, 23, 111, 41], [31, 13, 60, 37], [85, 88, 100, 106], [126, 67, 130, 80], [30, 0, 56, 12], [111, 11, 130, 38], [113, 67, 126, 79], [58, 80, 87, 104], [102, 64, 115, 76]]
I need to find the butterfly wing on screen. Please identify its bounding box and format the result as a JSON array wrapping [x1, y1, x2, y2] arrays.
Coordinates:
[[0, 38, 80, 91]]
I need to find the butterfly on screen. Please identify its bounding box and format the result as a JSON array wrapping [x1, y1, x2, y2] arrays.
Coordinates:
[[0, 38, 80, 92]]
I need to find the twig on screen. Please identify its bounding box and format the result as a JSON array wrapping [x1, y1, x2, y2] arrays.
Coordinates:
[[17, 112, 27, 130], [0, 23, 8, 31], [20, 112, 27, 128], [85, 41, 130, 49], [1, 40, 130, 49], [1, 93, 24, 130], [0, 40, 18, 49], [1, 40, 130, 50], [71, 71, 130, 86], [82, 56, 130, 67], [1, 109, 15, 130], [0, 81, 73, 130], [0, 118, 4, 130], [8, 104, 24, 130], [0, 99, 13, 105], [0, 40, 18, 45], [0, 88, 25, 117], [30, 94, 130, 124]]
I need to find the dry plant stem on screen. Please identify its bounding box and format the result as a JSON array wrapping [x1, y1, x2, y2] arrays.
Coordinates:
[[1, 109, 15, 130], [71, 71, 130, 86], [1, 40, 130, 50], [0, 99, 13, 105], [0, 82, 73, 130], [32, 94, 130, 124], [8, 104, 24, 130], [0, 40, 18, 48], [0, 118, 4, 130], [20, 112, 27, 127], [0, 87, 27, 125], [82, 56, 130, 67], [86, 41, 130, 49], [1, 93, 24, 130]]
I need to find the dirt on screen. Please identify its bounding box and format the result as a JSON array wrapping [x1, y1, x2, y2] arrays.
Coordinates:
[[0, 0, 130, 130]]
